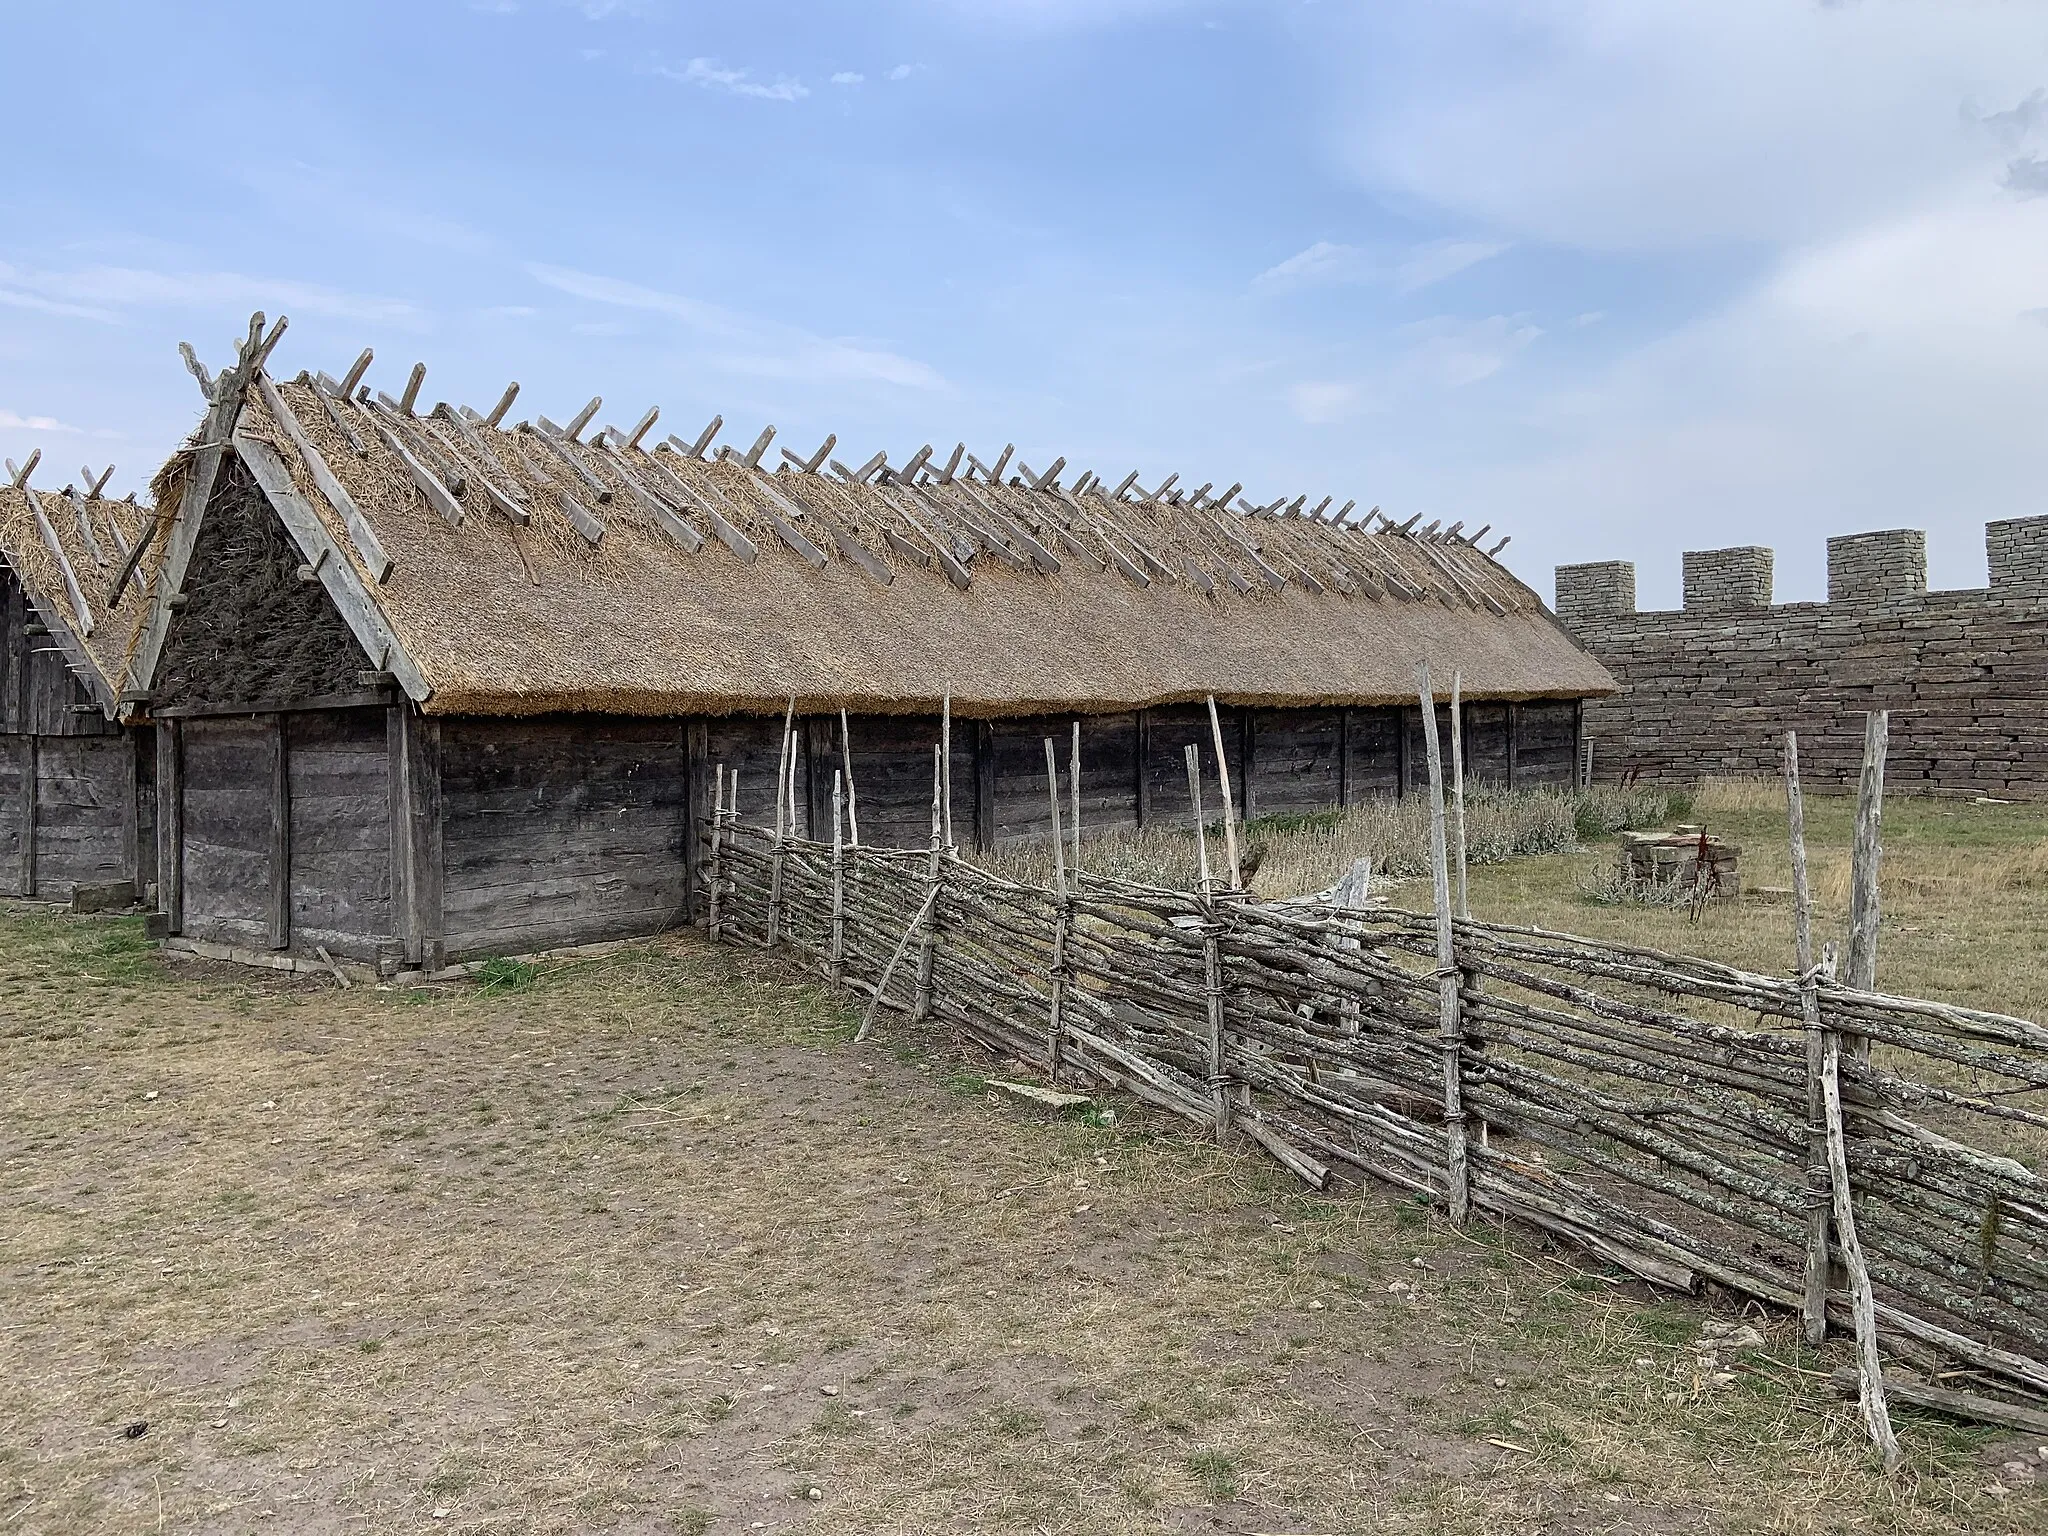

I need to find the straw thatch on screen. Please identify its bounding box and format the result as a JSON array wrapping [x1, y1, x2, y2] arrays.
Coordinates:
[[0, 477, 160, 711], [138, 360, 1614, 719]]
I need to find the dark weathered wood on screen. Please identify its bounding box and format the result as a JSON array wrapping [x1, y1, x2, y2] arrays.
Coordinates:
[[1134, 709, 1151, 829], [120, 729, 141, 889], [686, 719, 708, 923], [268, 714, 291, 950], [284, 707, 391, 959], [157, 720, 183, 933], [975, 720, 996, 854], [16, 734, 36, 897], [401, 710, 445, 969], [154, 688, 394, 720], [178, 715, 275, 948]]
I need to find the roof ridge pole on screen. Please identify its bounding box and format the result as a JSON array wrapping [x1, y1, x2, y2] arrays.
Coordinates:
[[1205, 695, 1242, 889]]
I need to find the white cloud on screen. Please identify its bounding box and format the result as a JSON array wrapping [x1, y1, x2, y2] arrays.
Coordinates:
[[1393, 238, 1507, 293], [1254, 240, 1368, 289], [0, 285, 117, 323], [0, 262, 420, 325], [469, 0, 518, 12], [1332, 1, 2048, 250], [659, 57, 809, 102], [888, 63, 916, 81], [1288, 381, 1362, 425], [573, 0, 658, 17], [0, 409, 82, 434], [917, 0, 1189, 32], [524, 262, 946, 389], [831, 71, 865, 85], [1254, 236, 1506, 293]]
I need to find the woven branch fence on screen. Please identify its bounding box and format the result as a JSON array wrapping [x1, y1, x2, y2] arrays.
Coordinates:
[[704, 784, 2048, 1436]]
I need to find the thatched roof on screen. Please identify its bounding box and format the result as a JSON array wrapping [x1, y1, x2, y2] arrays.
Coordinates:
[[0, 456, 159, 712], [135, 340, 1614, 718]]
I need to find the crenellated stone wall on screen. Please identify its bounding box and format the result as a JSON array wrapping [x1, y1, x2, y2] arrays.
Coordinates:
[[1554, 516, 2048, 799]]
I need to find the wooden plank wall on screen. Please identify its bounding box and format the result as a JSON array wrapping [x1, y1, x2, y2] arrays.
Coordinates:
[[1513, 700, 1580, 785], [0, 567, 119, 738], [30, 738, 132, 896], [178, 716, 276, 948], [289, 708, 391, 961], [1247, 709, 1343, 819], [438, 716, 692, 961]]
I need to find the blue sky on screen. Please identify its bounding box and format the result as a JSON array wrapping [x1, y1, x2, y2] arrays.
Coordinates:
[[3, 1, 2045, 605]]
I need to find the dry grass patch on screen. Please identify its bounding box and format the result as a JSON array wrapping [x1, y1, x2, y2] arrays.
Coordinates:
[[2, 898, 2043, 1534]]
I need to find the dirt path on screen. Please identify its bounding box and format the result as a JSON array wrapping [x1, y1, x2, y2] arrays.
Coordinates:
[[2, 911, 2040, 1533]]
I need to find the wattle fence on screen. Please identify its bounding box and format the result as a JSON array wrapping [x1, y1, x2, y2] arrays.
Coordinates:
[[705, 811, 2048, 1422]]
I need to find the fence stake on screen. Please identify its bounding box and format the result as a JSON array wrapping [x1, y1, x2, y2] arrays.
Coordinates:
[[1206, 695, 1242, 888], [855, 881, 941, 1044], [1184, 744, 1211, 891], [1845, 710, 1888, 1060], [1069, 719, 1082, 874], [767, 706, 793, 950], [1416, 661, 1469, 1226], [708, 760, 727, 943], [941, 693, 954, 850], [1785, 731, 1832, 1348], [1202, 909, 1232, 1142], [829, 769, 846, 988], [839, 707, 860, 846], [1820, 969, 1903, 1473], [914, 745, 943, 1023], [1450, 670, 1469, 919], [1048, 895, 1071, 1076]]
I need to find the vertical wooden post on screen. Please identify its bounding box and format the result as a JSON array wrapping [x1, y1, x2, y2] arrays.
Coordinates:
[[1044, 737, 1069, 1074], [1183, 745, 1211, 891], [1573, 698, 1587, 788], [1337, 708, 1352, 810], [684, 719, 708, 923], [941, 694, 954, 850], [1238, 706, 1256, 824], [268, 713, 291, 951], [1449, 675, 1468, 919], [16, 734, 35, 898], [390, 704, 443, 971], [974, 719, 996, 853], [1395, 706, 1411, 800], [767, 708, 791, 950], [157, 720, 182, 934], [1845, 711, 1887, 1046], [1202, 911, 1231, 1141], [1134, 708, 1151, 830], [1505, 702, 1520, 792], [1044, 738, 1066, 898], [1068, 719, 1081, 873], [1416, 662, 1469, 1225], [1206, 695, 1242, 888], [829, 770, 845, 987], [1786, 730, 1832, 1349], [1822, 1019, 1904, 1473], [838, 708, 861, 847], [913, 746, 942, 1023], [708, 762, 727, 943], [119, 728, 142, 892]]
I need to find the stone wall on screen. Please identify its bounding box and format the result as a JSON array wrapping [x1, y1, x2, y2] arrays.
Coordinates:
[[1555, 517, 2048, 798]]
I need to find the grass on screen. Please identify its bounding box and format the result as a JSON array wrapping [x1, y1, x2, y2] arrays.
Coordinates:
[[974, 782, 1680, 899], [2, 839, 2045, 1533]]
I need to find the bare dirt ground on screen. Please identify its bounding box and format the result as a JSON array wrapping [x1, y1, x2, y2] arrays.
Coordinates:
[[4, 903, 2044, 1535]]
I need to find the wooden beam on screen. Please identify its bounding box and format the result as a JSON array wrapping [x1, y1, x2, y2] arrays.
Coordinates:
[[936, 444, 964, 485], [784, 433, 835, 475], [740, 425, 776, 469], [626, 406, 660, 450], [565, 395, 603, 442], [749, 475, 890, 584], [15, 736, 35, 898], [597, 442, 705, 552], [269, 714, 291, 951], [1026, 456, 1066, 492], [1134, 709, 1150, 829], [178, 344, 214, 400], [232, 430, 431, 702], [898, 444, 934, 483], [988, 444, 1013, 484], [423, 417, 529, 527], [529, 419, 615, 503], [252, 372, 395, 582], [1111, 470, 1140, 502], [390, 704, 444, 971], [647, 450, 760, 562], [674, 418, 719, 459], [849, 450, 888, 485], [374, 421, 464, 527], [340, 349, 375, 399], [398, 363, 426, 416], [556, 489, 607, 546], [24, 487, 94, 636], [157, 720, 183, 934]]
